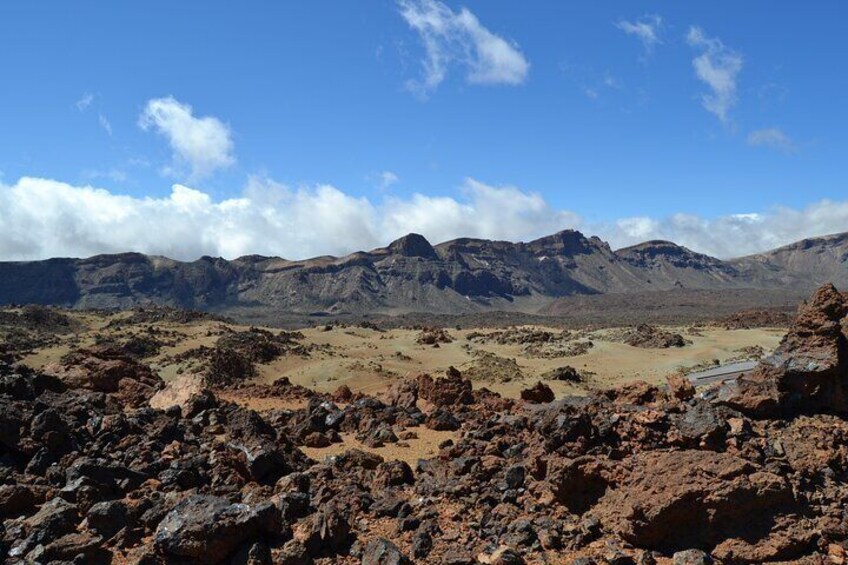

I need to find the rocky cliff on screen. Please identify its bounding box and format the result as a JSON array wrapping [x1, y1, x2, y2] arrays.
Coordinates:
[[1, 230, 846, 315]]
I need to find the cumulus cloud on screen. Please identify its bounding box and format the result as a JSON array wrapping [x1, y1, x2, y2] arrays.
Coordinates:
[[398, 0, 529, 95], [747, 127, 796, 154], [382, 178, 580, 243], [0, 177, 573, 261], [686, 26, 743, 123], [1, 176, 846, 262], [139, 96, 235, 180], [616, 15, 663, 54]]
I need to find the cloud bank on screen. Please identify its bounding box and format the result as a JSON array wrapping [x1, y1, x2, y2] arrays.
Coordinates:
[[398, 0, 529, 95], [1, 176, 846, 262], [139, 96, 235, 180]]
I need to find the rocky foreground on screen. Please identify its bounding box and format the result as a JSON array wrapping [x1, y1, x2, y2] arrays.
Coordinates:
[[2, 285, 848, 564]]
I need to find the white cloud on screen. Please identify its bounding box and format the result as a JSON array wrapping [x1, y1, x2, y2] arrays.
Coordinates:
[[398, 0, 529, 95], [686, 26, 743, 123], [0, 176, 573, 261], [76, 94, 112, 137], [603, 200, 848, 258], [616, 15, 663, 54], [747, 127, 796, 153], [76, 93, 94, 112], [1, 175, 847, 262], [378, 171, 400, 189], [603, 73, 622, 90], [139, 96, 235, 180], [382, 178, 580, 244], [98, 113, 113, 136]]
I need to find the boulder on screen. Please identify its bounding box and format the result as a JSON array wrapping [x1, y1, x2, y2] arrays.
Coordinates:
[[361, 538, 412, 565], [520, 381, 555, 403], [43, 346, 163, 408], [425, 407, 461, 431], [301, 505, 353, 557], [149, 373, 205, 412], [374, 460, 415, 488], [666, 373, 695, 401], [593, 451, 797, 554], [417, 367, 474, 406], [717, 284, 848, 417], [672, 549, 712, 565], [154, 495, 280, 563], [385, 379, 418, 410]]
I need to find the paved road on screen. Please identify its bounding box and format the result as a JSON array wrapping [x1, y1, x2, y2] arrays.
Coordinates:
[[687, 360, 759, 386]]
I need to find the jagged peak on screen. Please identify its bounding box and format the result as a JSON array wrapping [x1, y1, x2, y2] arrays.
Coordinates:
[[387, 233, 438, 259], [526, 229, 610, 256]]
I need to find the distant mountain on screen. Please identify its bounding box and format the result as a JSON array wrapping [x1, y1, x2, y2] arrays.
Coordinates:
[[1, 230, 846, 316], [730, 232, 848, 287]]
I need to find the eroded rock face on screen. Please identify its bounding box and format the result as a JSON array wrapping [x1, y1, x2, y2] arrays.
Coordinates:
[[717, 283, 848, 417]]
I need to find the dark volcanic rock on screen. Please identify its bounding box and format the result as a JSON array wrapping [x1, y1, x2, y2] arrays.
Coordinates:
[[624, 324, 687, 349], [154, 495, 280, 563], [673, 549, 713, 565], [302, 505, 353, 557], [388, 233, 438, 260], [361, 537, 412, 565], [3, 284, 848, 564], [520, 381, 555, 403]]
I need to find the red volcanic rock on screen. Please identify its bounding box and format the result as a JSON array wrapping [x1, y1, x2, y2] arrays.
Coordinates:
[[417, 367, 474, 407], [42, 345, 163, 408], [666, 372, 695, 401], [604, 380, 663, 406], [385, 379, 418, 410], [593, 450, 798, 556], [717, 283, 848, 417], [721, 309, 792, 330], [331, 384, 354, 402], [6, 285, 848, 564]]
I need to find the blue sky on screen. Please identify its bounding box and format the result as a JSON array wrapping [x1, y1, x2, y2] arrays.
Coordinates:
[[1, 1, 847, 260]]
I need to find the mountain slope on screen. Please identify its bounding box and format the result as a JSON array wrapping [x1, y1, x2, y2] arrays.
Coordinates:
[[730, 232, 848, 287], [0, 230, 845, 315]]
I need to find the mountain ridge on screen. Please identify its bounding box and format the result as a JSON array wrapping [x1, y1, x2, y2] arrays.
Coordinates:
[[1, 229, 846, 315]]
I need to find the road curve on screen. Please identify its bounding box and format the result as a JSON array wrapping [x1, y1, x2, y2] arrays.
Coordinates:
[[687, 360, 759, 387]]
